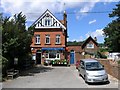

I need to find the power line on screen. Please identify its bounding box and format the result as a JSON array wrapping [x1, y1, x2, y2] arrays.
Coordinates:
[[21, 11, 112, 15]]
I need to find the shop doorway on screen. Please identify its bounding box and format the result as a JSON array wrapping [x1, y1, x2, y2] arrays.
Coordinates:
[[36, 52, 41, 64]]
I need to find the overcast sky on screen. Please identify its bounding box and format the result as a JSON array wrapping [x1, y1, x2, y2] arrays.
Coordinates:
[[0, 0, 119, 43]]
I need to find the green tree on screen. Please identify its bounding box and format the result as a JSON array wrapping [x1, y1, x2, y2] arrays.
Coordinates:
[[103, 3, 120, 52], [2, 12, 32, 69]]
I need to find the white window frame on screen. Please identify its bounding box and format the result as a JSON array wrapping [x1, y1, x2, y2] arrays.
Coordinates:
[[35, 35, 40, 44], [56, 53, 60, 59], [87, 43, 94, 48], [45, 52, 60, 60], [44, 17, 51, 26], [45, 35, 50, 44], [56, 35, 61, 44], [45, 53, 49, 59]]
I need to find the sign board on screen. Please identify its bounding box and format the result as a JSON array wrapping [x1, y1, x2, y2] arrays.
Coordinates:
[[14, 58, 18, 65]]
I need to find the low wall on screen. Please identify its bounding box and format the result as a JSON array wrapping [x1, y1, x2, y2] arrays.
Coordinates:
[[97, 59, 120, 80]]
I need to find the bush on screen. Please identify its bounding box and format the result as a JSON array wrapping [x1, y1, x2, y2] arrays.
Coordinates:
[[117, 60, 120, 64], [95, 52, 107, 59], [1, 56, 8, 78]]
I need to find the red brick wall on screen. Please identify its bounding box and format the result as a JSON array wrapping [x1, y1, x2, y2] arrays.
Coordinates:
[[96, 59, 120, 80], [67, 46, 83, 63], [31, 28, 66, 48]]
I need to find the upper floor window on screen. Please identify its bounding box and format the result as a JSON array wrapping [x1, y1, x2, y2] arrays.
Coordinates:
[[35, 35, 40, 44], [87, 43, 94, 48], [56, 35, 61, 44], [45, 18, 51, 26], [45, 35, 50, 44]]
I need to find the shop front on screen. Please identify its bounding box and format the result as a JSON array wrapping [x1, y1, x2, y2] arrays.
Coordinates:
[[41, 47, 65, 65]]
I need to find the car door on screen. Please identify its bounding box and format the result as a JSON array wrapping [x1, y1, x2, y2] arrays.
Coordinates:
[[80, 61, 85, 77]]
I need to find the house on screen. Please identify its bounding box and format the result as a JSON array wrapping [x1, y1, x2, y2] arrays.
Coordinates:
[[67, 36, 99, 64], [81, 36, 98, 55], [30, 9, 68, 64]]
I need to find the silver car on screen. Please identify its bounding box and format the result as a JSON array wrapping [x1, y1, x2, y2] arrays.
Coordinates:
[[78, 59, 108, 83]]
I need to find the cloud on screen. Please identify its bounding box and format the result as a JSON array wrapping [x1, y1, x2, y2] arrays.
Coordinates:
[[86, 28, 104, 38], [1, 0, 119, 22], [0, 0, 83, 21], [89, 19, 96, 24], [75, 1, 98, 20]]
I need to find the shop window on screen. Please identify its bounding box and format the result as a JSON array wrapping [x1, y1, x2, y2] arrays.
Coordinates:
[[45, 53, 49, 59], [45, 51, 60, 59], [56, 53, 60, 59], [49, 52, 56, 58]]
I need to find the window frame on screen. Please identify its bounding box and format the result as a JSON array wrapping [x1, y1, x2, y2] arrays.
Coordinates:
[[35, 35, 40, 44], [87, 43, 94, 48], [44, 17, 51, 26], [56, 34, 61, 44], [45, 34, 50, 44], [45, 51, 60, 60]]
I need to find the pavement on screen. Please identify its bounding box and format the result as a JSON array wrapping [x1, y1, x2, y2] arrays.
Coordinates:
[[2, 65, 119, 88]]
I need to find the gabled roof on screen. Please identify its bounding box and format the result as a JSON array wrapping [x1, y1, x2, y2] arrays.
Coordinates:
[[81, 36, 98, 49], [31, 9, 66, 30]]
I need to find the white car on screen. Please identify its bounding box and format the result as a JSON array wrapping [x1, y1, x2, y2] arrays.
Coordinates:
[[78, 59, 109, 83]]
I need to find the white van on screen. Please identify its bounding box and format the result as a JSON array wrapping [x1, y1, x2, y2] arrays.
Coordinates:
[[78, 59, 108, 83]]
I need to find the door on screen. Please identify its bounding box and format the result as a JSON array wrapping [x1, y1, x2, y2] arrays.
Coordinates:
[[36, 52, 41, 64], [70, 51, 75, 64]]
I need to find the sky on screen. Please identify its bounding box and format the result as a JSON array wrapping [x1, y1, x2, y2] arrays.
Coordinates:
[[0, 0, 119, 43]]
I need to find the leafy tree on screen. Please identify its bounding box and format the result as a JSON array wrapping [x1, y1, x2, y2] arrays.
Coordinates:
[[2, 12, 32, 69], [103, 3, 120, 52]]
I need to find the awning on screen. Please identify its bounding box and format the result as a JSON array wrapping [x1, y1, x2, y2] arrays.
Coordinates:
[[41, 47, 64, 51]]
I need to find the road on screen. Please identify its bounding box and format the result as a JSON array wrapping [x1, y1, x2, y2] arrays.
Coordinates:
[[2, 65, 119, 88]]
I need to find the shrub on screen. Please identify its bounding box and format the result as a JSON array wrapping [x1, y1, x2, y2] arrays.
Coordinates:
[[1, 56, 8, 78], [117, 60, 120, 64]]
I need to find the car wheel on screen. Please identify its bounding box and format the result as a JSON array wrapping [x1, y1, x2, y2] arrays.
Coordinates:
[[84, 75, 88, 83], [78, 71, 81, 76], [79, 73, 81, 76]]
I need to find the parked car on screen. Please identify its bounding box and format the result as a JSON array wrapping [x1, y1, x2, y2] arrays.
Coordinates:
[[78, 59, 108, 83], [76, 60, 80, 69]]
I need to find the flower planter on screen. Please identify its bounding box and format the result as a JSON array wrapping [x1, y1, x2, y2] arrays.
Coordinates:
[[51, 59, 68, 66]]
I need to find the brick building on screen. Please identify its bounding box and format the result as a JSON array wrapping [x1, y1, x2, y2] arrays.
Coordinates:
[[30, 9, 68, 64], [30, 9, 99, 65], [67, 36, 99, 64]]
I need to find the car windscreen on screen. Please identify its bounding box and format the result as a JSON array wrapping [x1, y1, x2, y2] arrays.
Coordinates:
[[85, 62, 104, 71]]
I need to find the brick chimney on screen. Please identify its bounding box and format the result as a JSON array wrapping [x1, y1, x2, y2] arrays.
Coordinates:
[[63, 10, 67, 27], [94, 37, 97, 42]]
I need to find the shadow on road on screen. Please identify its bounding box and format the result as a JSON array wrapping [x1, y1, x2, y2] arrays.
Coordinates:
[[19, 65, 54, 76], [87, 81, 110, 85]]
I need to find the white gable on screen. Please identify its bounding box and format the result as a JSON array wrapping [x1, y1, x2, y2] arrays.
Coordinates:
[[33, 10, 66, 30]]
